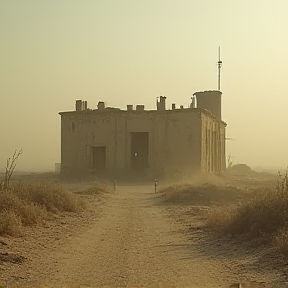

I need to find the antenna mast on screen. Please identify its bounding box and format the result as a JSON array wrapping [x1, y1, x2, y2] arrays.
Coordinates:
[[217, 46, 222, 91]]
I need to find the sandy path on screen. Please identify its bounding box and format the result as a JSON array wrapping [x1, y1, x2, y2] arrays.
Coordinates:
[[4, 185, 287, 288]]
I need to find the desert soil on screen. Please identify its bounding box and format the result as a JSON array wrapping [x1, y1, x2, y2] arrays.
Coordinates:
[[1, 183, 288, 288]]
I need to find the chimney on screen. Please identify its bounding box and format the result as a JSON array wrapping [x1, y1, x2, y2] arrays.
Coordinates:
[[97, 101, 105, 110], [84, 101, 88, 110], [136, 105, 145, 111], [157, 96, 166, 111], [172, 103, 176, 110], [76, 100, 83, 111], [127, 105, 133, 111]]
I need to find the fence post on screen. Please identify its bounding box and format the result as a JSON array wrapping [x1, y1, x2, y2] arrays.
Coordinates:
[[155, 178, 158, 193]]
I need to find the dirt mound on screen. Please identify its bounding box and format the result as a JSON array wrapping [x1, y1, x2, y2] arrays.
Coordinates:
[[159, 183, 252, 205], [227, 164, 255, 176], [75, 181, 113, 195]]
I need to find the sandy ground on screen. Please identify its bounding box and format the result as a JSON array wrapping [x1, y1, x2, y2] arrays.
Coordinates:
[[1, 183, 288, 288]]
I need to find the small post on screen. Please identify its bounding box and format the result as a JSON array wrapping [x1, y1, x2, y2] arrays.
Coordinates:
[[113, 180, 117, 191], [154, 178, 158, 193]]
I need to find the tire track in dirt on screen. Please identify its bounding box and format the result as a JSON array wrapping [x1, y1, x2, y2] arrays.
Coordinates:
[[8, 185, 287, 288]]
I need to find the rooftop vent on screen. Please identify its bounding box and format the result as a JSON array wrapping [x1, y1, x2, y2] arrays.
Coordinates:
[[97, 101, 105, 110], [75, 100, 87, 111], [136, 105, 145, 111], [127, 105, 133, 111]]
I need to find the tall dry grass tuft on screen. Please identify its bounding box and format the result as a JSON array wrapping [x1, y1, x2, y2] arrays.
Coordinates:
[[0, 190, 46, 226], [207, 170, 288, 254], [206, 205, 237, 235], [0, 182, 86, 236], [0, 152, 86, 236], [274, 229, 288, 256], [160, 182, 248, 205], [207, 189, 288, 237], [12, 182, 85, 213], [0, 210, 22, 237]]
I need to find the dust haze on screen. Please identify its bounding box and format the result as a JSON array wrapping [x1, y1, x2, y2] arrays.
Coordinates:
[[1, 1, 288, 288], [1, 0, 288, 171]]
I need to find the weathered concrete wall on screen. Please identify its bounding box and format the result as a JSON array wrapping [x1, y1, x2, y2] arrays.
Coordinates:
[[60, 109, 203, 178], [200, 112, 226, 173]]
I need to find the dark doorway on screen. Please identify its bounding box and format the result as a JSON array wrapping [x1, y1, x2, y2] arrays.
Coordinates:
[[92, 146, 106, 171], [131, 132, 149, 171]]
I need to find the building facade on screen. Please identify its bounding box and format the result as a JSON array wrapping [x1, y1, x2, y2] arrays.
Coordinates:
[[59, 90, 226, 179]]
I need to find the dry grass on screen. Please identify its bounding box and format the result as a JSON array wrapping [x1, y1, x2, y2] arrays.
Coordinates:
[[206, 205, 237, 234], [0, 210, 22, 237], [0, 191, 46, 227], [274, 229, 288, 256], [207, 187, 288, 238], [0, 182, 86, 236], [159, 182, 251, 205], [12, 182, 85, 213], [76, 181, 113, 195], [206, 171, 288, 256]]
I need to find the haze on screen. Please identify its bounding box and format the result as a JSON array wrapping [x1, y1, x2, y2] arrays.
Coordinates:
[[0, 0, 287, 172]]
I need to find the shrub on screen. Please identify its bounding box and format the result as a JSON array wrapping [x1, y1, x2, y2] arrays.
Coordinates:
[[207, 170, 288, 241], [0, 182, 86, 236], [206, 205, 236, 235], [0, 151, 86, 237], [159, 183, 248, 205], [12, 182, 85, 213], [0, 210, 22, 236], [0, 191, 46, 226]]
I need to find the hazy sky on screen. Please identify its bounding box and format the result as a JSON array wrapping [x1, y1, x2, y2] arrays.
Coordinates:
[[1, 0, 288, 171]]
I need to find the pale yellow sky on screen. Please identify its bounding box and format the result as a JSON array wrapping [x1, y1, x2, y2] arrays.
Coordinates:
[[0, 0, 287, 171]]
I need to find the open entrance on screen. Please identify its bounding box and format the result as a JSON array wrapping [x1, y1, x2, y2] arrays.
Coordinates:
[[131, 132, 149, 171], [92, 146, 106, 171]]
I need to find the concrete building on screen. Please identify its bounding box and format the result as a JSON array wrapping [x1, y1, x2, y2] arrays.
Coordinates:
[[59, 90, 227, 179]]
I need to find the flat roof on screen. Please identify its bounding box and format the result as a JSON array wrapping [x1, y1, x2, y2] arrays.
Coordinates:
[[59, 107, 227, 126]]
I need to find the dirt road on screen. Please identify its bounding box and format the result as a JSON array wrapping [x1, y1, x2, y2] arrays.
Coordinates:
[[2, 184, 287, 288]]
